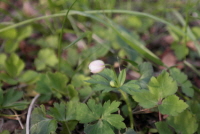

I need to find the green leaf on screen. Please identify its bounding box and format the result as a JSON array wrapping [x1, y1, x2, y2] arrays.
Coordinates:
[[169, 68, 187, 83], [87, 68, 140, 94], [35, 74, 52, 94], [4, 40, 19, 53], [124, 128, 137, 134], [18, 70, 40, 84], [169, 68, 194, 97], [0, 73, 18, 85], [71, 74, 90, 88], [17, 26, 33, 41], [47, 72, 69, 95], [118, 69, 126, 86], [138, 62, 153, 88], [67, 48, 79, 67], [167, 110, 198, 134], [155, 121, 173, 134], [77, 102, 100, 123], [132, 90, 158, 108], [171, 44, 189, 60], [34, 48, 58, 71], [60, 121, 78, 134], [0, 24, 17, 39], [120, 80, 141, 94], [187, 100, 200, 120], [103, 114, 125, 129], [66, 84, 79, 101], [84, 120, 114, 134], [30, 106, 57, 134], [0, 53, 6, 69], [45, 35, 58, 49], [1, 89, 28, 110], [49, 101, 79, 122], [102, 100, 121, 116], [86, 69, 117, 92], [158, 95, 188, 116], [78, 99, 125, 133], [5, 53, 25, 77], [181, 81, 194, 97], [148, 71, 177, 99]]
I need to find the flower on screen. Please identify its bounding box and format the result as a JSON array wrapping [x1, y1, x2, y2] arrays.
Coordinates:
[[89, 60, 105, 73]]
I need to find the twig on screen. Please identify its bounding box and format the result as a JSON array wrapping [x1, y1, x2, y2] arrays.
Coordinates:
[[11, 109, 24, 129], [26, 94, 40, 134]]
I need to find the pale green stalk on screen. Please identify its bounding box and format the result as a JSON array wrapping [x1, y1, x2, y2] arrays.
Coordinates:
[[119, 89, 134, 129]]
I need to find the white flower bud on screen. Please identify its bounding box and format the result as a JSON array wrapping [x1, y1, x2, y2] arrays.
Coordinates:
[[89, 60, 105, 74]]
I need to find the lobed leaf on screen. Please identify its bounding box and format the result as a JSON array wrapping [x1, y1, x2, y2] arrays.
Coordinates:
[[102, 100, 120, 116], [167, 110, 198, 134], [34, 48, 58, 71], [148, 71, 177, 99], [170, 68, 194, 97], [84, 120, 114, 134], [30, 107, 57, 134], [103, 114, 126, 129], [132, 90, 158, 108], [158, 95, 188, 116], [155, 121, 173, 134], [5, 53, 25, 78]]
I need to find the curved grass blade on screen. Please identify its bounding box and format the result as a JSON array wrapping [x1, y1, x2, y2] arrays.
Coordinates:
[[63, 32, 91, 50]]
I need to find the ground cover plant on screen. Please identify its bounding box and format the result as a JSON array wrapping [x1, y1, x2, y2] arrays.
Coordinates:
[[0, 0, 200, 133]]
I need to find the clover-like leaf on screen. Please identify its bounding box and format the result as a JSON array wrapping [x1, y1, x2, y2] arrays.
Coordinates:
[[18, 70, 40, 84], [34, 48, 58, 71], [47, 72, 69, 95], [5, 53, 25, 78], [158, 95, 188, 116]]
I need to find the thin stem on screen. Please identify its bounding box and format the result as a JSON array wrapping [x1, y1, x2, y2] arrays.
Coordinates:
[[119, 89, 134, 129], [26, 94, 40, 134], [11, 109, 24, 129], [57, 0, 78, 71], [158, 112, 162, 121]]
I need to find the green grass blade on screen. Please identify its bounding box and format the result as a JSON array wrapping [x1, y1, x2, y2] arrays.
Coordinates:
[[63, 32, 91, 50], [57, 0, 78, 71]]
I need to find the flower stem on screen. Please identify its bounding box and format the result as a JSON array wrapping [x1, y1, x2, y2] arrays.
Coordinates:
[[119, 89, 134, 129]]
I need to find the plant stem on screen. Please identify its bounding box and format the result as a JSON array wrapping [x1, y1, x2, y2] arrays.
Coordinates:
[[57, 0, 78, 72], [119, 89, 134, 129], [64, 122, 71, 134]]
